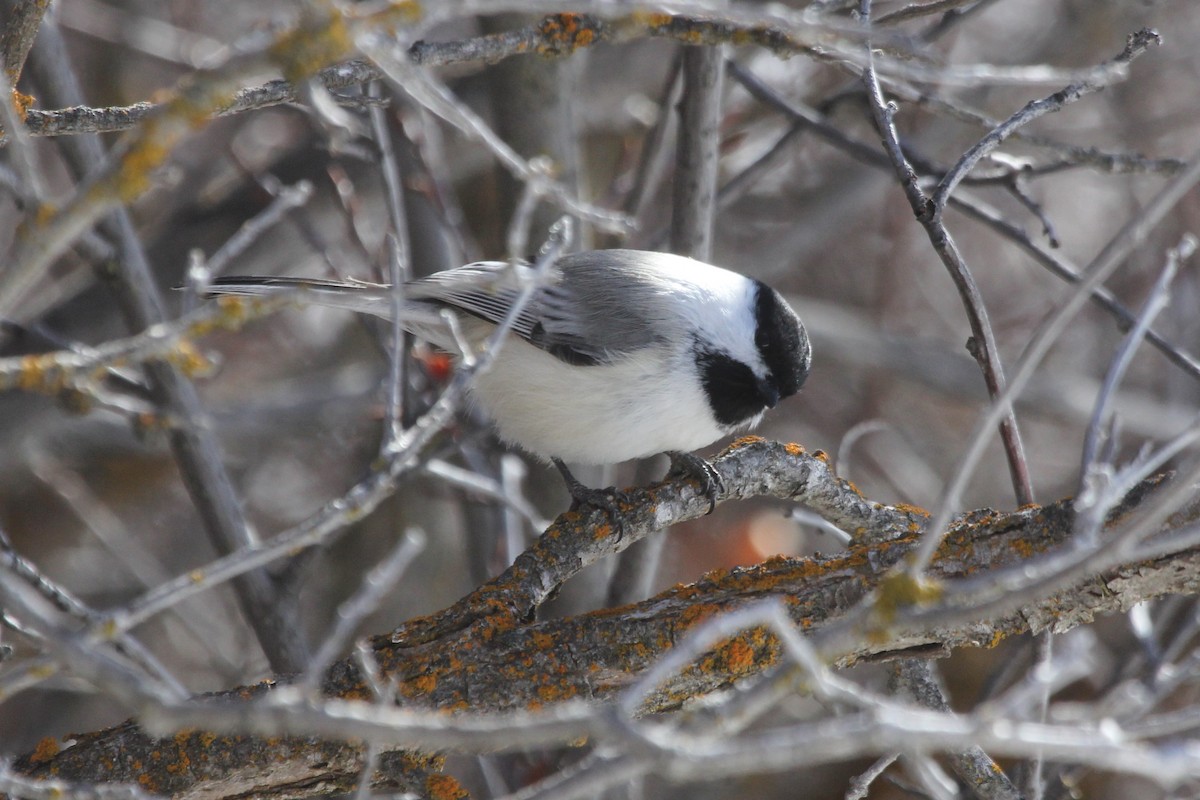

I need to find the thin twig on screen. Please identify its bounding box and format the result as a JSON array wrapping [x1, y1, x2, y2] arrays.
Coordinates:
[[728, 59, 1200, 389], [930, 28, 1163, 220], [97, 221, 572, 641], [846, 754, 899, 800], [910, 148, 1200, 574], [22, 16, 311, 670], [367, 80, 415, 445], [951, 192, 1200, 381], [205, 180, 315, 276], [1078, 236, 1192, 492], [0, 62, 47, 202], [858, 0, 1034, 506], [889, 659, 1023, 800], [301, 529, 426, 695], [622, 49, 682, 221], [877, 0, 979, 25], [358, 28, 632, 238]]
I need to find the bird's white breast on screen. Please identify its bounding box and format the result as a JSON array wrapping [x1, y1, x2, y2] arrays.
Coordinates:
[[470, 334, 733, 464]]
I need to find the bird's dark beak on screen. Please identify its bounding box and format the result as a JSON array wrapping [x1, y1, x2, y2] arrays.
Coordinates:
[[758, 378, 780, 409]]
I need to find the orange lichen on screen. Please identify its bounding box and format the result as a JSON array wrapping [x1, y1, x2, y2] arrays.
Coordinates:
[[29, 737, 59, 764], [593, 522, 615, 540], [893, 502, 931, 518], [1008, 536, 1039, 559], [536, 13, 598, 55], [783, 441, 805, 456], [411, 673, 437, 694], [812, 449, 830, 463], [426, 773, 469, 800], [696, 566, 730, 588], [678, 602, 720, 628], [536, 683, 579, 702], [721, 637, 756, 674], [11, 89, 34, 118], [171, 734, 194, 777], [185, 294, 269, 336]]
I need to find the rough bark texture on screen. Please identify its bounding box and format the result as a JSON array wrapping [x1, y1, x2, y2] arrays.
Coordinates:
[[12, 441, 1193, 800]]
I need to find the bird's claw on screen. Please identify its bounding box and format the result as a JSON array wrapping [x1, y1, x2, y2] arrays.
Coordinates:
[[552, 458, 629, 536], [666, 451, 724, 514]]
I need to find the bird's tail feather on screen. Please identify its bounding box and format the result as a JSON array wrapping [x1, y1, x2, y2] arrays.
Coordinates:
[[207, 276, 461, 351]]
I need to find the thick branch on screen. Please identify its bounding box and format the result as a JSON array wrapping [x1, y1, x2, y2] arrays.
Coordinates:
[[670, 44, 724, 261], [0, 0, 48, 84], [13, 442, 1197, 798], [19, 13, 800, 138]]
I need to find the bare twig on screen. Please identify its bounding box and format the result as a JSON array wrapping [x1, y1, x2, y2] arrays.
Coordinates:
[[726, 67, 1200, 389], [911, 148, 1200, 574], [1079, 236, 1192, 492], [98, 221, 571, 641], [859, 0, 1034, 506], [301, 529, 426, 696], [951, 192, 1200, 381], [366, 80, 414, 444], [358, 28, 631, 238], [0, 63, 47, 203], [205, 180, 316, 277], [0, 525, 185, 700], [846, 754, 899, 800], [877, 0, 979, 25], [622, 50, 682, 223], [608, 43, 726, 608], [20, 15, 316, 670], [889, 659, 1023, 800], [930, 29, 1163, 220]]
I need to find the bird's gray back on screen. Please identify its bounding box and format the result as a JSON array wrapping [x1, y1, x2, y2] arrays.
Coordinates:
[[408, 250, 686, 366]]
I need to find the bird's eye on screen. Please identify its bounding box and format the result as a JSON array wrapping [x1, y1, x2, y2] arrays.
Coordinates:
[[755, 329, 770, 351]]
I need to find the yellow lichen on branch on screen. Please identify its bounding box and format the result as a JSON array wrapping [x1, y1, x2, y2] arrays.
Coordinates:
[[270, 9, 354, 85]]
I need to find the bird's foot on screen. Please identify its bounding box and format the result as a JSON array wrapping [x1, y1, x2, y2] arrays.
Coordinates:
[[552, 458, 630, 531], [666, 451, 724, 514]]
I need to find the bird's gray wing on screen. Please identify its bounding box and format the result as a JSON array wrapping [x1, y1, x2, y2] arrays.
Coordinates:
[[407, 252, 668, 366]]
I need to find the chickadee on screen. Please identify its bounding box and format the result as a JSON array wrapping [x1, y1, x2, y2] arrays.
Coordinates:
[[208, 249, 811, 512]]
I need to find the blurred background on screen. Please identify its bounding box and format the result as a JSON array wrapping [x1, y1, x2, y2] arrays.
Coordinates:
[[1, 1, 1199, 797]]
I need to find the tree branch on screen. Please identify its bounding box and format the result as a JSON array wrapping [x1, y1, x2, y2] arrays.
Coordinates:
[[10, 438, 1197, 798]]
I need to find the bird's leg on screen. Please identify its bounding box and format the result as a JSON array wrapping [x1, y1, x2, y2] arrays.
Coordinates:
[[665, 451, 724, 514], [551, 458, 630, 523]]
